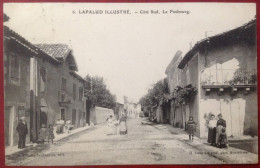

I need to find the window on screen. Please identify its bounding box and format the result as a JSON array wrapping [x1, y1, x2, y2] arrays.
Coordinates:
[[9, 53, 20, 85], [39, 67, 46, 92], [72, 109, 76, 125], [61, 78, 66, 101], [186, 69, 190, 85], [61, 78, 66, 91], [79, 87, 83, 100], [61, 109, 65, 120], [73, 84, 77, 100]]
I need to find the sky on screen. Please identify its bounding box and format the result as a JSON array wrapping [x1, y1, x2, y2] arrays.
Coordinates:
[[4, 3, 256, 103]]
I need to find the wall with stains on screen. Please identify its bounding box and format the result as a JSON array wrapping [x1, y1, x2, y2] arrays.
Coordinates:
[[198, 41, 257, 138], [4, 42, 32, 146]]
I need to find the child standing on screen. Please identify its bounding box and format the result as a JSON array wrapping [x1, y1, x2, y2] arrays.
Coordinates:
[[219, 127, 228, 148], [187, 116, 196, 141], [38, 124, 47, 143], [48, 124, 55, 144]]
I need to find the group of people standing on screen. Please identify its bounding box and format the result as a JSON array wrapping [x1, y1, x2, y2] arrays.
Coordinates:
[[208, 114, 228, 148], [16, 117, 55, 149], [106, 115, 127, 135], [38, 124, 55, 144], [56, 119, 73, 134], [186, 114, 228, 149]]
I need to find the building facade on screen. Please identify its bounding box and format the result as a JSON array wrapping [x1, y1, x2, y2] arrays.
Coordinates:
[[4, 21, 87, 145], [33, 44, 86, 141], [4, 25, 37, 146], [165, 51, 183, 127], [176, 19, 257, 138]]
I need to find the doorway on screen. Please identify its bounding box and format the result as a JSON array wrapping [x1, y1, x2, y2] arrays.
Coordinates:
[[72, 109, 76, 125], [220, 99, 245, 137], [4, 106, 15, 146], [60, 109, 65, 121], [40, 111, 47, 127]]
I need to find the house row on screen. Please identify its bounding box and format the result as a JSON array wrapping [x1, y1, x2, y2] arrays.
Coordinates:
[[123, 96, 142, 119], [4, 16, 87, 146], [160, 19, 257, 138]]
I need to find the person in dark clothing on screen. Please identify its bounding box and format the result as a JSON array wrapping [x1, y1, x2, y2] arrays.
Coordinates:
[[187, 116, 196, 141], [219, 127, 228, 148], [216, 114, 227, 147], [16, 116, 28, 149], [48, 124, 55, 144]]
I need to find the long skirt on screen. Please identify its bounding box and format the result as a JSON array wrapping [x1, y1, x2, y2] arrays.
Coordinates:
[[208, 127, 216, 144], [119, 121, 127, 134], [216, 125, 223, 145], [107, 124, 115, 135], [187, 125, 196, 135]]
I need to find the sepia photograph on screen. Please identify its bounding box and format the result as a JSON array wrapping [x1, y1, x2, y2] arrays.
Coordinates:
[[2, 2, 258, 166]]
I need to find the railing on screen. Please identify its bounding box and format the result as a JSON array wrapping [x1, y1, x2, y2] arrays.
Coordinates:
[[201, 69, 257, 85]]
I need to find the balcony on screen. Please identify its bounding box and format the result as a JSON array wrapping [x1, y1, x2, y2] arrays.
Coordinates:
[[200, 69, 257, 95], [58, 91, 72, 106]]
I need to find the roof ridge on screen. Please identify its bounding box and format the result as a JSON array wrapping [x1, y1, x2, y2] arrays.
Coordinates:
[[178, 18, 256, 69], [35, 43, 69, 46]]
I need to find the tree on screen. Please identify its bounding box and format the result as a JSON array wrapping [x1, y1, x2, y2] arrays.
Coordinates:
[[139, 78, 169, 111], [84, 75, 116, 109]]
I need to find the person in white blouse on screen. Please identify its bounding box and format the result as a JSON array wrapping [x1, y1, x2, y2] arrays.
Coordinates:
[[208, 114, 217, 146]]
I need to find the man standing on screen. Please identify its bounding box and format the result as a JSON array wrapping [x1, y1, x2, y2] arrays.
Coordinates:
[[216, 114, 226, 147], [16, 116, 28, 149]]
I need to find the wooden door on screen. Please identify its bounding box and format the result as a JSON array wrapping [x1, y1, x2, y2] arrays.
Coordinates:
[[72, 109, 76, 125], [220, 99, 245, 137], [220, 100, 232, 136]]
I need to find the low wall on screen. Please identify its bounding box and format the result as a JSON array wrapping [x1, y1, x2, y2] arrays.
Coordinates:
[[90, 106, 114, 125]]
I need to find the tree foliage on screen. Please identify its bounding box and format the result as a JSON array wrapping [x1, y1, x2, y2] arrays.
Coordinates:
[[139, 78, 169, 110], [172, 84, 197, 105], [84, 75, 116, 109]]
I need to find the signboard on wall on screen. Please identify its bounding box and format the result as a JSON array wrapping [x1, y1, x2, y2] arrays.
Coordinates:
[[18, 106, 25, 119]]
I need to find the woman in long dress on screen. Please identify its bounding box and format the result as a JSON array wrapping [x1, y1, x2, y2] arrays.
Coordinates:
[[119, 115, 127, 135], [38, 124, 47, 143], [106, 115, 114, 135], [208, 114, 217, 146]]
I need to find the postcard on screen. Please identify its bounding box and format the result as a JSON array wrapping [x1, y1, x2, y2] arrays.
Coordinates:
[[2, 2, 258, 166]]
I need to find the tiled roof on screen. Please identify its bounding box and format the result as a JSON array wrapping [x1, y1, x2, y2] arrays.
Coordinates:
[[178, 19, 256, 69], [35, 44, 71, 60], [4, 26, 37, 54], [4, 13, 10, 22]]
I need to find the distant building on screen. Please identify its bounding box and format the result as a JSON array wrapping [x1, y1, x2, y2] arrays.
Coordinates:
[[114, 102, 124, 118]]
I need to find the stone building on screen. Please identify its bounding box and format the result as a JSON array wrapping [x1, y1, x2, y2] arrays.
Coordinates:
[[165, 50, 184, 127], [177, 19, 257, 138], [4, 25, 36, 146], [4, 16, 87, 145], [33, 44, 86, 141]]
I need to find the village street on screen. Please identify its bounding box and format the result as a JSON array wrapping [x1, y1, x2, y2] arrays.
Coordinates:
[[6, 118, 225, 166]]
